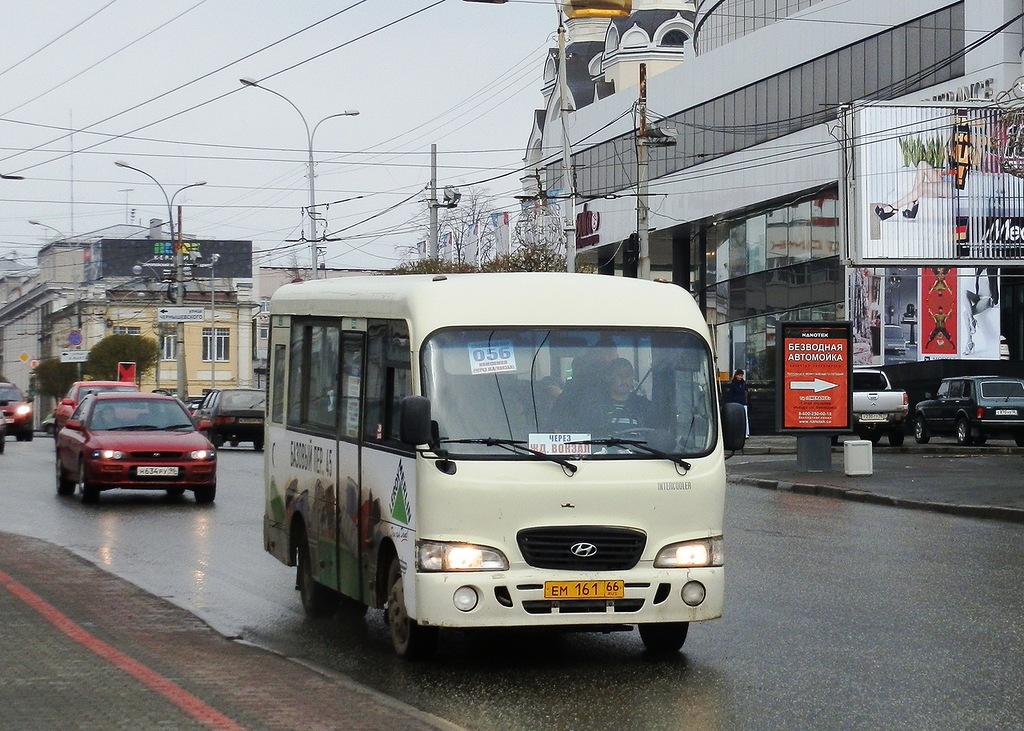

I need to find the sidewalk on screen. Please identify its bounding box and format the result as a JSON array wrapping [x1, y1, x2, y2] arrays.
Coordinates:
[[728, 434, 1024, 523], [0, 531, 460, 731]]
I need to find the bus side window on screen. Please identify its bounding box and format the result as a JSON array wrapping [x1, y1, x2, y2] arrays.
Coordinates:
[[340, 334, 363, 439], [271, 343, 286, 423], [362, 319, 411, 444], [306, 324, 340, 431], [287, 324, 306, 428]]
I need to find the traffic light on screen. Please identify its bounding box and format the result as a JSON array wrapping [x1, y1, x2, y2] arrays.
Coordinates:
[[623, 233, 639, 278]]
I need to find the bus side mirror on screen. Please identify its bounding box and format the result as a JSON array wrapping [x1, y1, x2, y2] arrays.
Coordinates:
[[400, 396, 433, 445], [721, 402, 746, 452]]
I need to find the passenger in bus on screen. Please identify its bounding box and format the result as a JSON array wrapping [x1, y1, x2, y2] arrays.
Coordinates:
[[548, 351, 613, 430], [600, 358, 652, 435]]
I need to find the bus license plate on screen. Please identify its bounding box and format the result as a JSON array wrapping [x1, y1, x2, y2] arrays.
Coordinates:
[[137, 466, 179, 477], [544, 580, 624, 600]]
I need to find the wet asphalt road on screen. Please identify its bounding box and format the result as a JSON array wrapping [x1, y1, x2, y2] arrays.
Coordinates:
[[2, 437, 1023, 730]]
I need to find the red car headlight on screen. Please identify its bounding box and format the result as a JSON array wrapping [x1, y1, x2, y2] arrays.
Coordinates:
[[91, 449, 126, 460], [15, 404, 31, 417], [190, 450, 216, 461]]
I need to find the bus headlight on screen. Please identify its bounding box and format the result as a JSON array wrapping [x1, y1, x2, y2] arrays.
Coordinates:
[[654, 536, 723, 568], [418, 540, 509, 572]]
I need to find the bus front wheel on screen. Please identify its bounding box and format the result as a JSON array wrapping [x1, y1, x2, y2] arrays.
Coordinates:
[[638, 622, 689, 655], [385, 556, 438, 660]]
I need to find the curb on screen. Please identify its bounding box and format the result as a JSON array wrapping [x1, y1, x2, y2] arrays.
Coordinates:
[[729, 476, 1024, 525]]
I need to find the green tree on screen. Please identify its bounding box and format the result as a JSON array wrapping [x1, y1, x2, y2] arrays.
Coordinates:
[[86, 334, 158, 383], [32, 358, 80, 400]]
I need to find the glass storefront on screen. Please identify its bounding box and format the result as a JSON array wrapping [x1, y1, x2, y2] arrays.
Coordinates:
[[704, 190, 843, 381]]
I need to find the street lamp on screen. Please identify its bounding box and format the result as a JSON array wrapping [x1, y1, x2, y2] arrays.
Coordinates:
[[28, 220, 68, 240], [208, 253, 220, 391], [239, 77, 359, 280], [114, 161, 206, 400]]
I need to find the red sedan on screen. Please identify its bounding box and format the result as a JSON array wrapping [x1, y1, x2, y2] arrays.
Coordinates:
[[55, 392, 217, 504], [54, 380, 140, 434]]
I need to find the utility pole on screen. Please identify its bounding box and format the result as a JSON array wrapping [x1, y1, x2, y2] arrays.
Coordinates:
[[635, 62, 676, 280], [175, 205, 187, 401], [637, 63, 650, 279], [429, 144, 439, 258], [557, 12, 576, 273]]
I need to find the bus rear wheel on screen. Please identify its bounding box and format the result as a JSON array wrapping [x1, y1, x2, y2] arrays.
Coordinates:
[[296, 527, 337, 616], [638, 622, 689, 655], [385, 556, 437, 660]]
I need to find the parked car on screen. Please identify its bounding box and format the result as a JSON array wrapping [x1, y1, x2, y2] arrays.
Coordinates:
[[54, 380, 140, 434], [0, 408, 6, 454], [185, 394, 206, 416], [883, 324, 907, 355], [851, 367, 908, 446], [914, 375, 1024, 446], [0, 381, 34, 442], [55, 392, 217, 504], [194, 388, 266, 451]]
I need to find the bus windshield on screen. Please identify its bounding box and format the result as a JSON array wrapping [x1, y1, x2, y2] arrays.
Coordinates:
[[421, 327, 717, 459]]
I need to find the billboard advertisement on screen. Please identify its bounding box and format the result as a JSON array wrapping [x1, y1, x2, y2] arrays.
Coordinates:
[[849, 103, 1024, 265], [775, 321, 852, 433], [84, 239, 253, 282], [848, 266, 1000, 366]]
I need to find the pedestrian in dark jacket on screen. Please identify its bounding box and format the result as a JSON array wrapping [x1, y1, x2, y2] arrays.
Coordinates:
[[727, 369, 750, 436]]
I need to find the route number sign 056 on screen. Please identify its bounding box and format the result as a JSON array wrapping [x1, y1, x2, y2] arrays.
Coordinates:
[[775, 321, 852, 433]]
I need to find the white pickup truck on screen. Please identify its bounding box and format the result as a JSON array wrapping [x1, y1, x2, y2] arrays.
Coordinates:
[[851, 368, 909, 446]]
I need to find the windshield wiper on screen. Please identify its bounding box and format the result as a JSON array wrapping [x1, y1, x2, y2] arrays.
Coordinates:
[[160, 423, 195, 430], [440, 438, 577, 476], [568, 438, 692, 471]]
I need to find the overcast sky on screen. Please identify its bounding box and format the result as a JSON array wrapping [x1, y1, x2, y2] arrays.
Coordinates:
[[0, 0, 556, 272]]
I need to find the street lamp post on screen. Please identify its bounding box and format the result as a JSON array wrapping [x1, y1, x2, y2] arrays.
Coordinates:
[[240, 78, 358, 280], [29, 220, 68, 240], [115, 161, 206, 400]]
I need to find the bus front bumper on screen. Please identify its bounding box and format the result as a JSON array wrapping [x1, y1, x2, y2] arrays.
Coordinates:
[[411, 566, 723, 629]]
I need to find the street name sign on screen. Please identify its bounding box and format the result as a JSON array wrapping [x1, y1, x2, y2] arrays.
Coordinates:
[[775, 321, 852, 433], [60, 350, 89, 363], [157, 306, 205, 323]]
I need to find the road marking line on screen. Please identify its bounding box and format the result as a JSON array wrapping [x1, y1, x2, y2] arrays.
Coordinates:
[[0, 569, 246, 731]]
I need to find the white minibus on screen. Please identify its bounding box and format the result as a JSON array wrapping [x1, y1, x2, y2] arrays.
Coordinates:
[[264, 273, 745, 658]]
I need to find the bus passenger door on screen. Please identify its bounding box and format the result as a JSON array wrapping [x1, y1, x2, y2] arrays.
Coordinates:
[[336, 330, 367, 603]]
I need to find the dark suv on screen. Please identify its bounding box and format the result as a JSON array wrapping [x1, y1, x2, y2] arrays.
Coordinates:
[[194, 388, 266, 451], [914, 375, 1024, 446], [0, 382, 34, 442]]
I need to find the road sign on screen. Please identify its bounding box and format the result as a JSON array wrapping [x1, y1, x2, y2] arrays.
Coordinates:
[[775, 321, 852, 432], [60, 350, 89, 363], [157, 306, 205, 323], [68, 329, 83, 346], [117, 361, 136, 382]]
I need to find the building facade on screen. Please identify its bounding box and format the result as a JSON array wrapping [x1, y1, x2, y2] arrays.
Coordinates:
[[526, 0, 1024, 382], [0, 222, 255, 424]]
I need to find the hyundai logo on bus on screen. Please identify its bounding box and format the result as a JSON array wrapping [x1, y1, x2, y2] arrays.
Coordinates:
[[570, 542, 598, 557]]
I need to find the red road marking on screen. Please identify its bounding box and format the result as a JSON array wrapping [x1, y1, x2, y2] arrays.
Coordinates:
[[0, 569, 246, 731]]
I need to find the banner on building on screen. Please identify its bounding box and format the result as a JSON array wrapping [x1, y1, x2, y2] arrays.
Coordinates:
[[847, 102, 1024, 265]]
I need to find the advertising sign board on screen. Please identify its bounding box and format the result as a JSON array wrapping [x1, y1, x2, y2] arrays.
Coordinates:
[[775, 321, 852, 433], [847, 103, 1024, 266]]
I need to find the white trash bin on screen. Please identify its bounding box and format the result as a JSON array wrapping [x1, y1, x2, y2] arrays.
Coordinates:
[[843, 439, 873, 476]]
